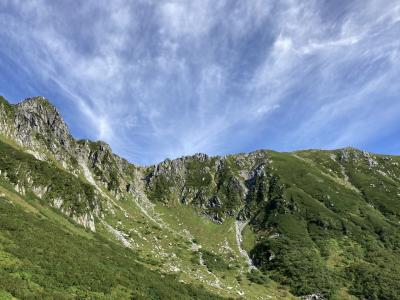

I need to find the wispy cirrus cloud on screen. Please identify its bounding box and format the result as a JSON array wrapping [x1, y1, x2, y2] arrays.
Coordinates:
[[0, 0, 399, 164]]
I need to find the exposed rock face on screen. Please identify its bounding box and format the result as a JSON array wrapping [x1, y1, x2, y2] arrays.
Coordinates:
[[13, 96, 73, 152], [4, 97, 140, 187], [235, 220, 256, 270], [0, 96, 141, 230], [0, 97, 307, 227], [144, 151, 278, 223], [1, 96, 285, 226], [1, 96, 277, 231], [301, 293, 324, 300]]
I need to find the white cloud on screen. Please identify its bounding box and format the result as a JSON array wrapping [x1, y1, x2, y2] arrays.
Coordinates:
[[159, 0, 217, 38], [0, 0, 399, 163]]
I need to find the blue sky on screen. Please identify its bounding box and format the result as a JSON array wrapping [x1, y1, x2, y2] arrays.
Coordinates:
[[0, 0, 399, 165]]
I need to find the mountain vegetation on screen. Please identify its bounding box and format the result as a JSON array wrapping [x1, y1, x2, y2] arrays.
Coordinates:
[[0, 95, 399, 299]]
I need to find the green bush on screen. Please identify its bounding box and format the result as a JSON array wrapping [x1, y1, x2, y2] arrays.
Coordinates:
[[247, 269, 269, 285], [200, 250, 230, 272]]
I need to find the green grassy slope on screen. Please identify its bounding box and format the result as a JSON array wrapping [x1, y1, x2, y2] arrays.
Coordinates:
[[0, 191, 227, 299], [0, 139, 293, 299], [0, 140, 99, 217], [146, 149, 400, 299], [248, 150, 400, 299], [0, 137, 229, 299]]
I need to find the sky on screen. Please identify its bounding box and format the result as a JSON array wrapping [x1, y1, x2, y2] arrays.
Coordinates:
[[0, 0, 399, 165]]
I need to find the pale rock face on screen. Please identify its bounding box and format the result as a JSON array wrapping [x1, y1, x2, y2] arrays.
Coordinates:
[[14, 97, 72, 149], [25, 150, 46, 161], [79, 159, 99, 188], [73, 213, 96, 232], [0, 96, 145, 232], [235, 220, 256, 270], [2, 96, 266, 229], [301, 293, 324, 300], [14, 184, 26, 196], [2, 96, 137, 193], [51, 197, 98, 231], [32, 186, 48, 199], [102, 221, 132, 248], [53, 197, 64, 209]]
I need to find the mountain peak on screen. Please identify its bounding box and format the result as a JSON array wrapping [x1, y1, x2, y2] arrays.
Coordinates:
[[17, 96, 59, 114], [11, 96, 73, 152]]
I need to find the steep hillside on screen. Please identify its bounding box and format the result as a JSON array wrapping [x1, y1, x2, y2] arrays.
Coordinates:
[[145, 148, 400, 299], [0, 190, 226, 299], [1, 95, 399, 299]]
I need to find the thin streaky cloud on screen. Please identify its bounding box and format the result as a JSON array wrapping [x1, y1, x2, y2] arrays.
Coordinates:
[[0, 0, 399, 164]]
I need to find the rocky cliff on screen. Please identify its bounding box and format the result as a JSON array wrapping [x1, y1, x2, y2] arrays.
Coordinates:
[[0, 96, 147, 230]]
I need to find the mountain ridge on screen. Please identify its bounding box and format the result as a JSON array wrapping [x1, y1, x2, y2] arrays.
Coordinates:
[[1, 95, 400, 299], [2, 95, 383, 166]]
